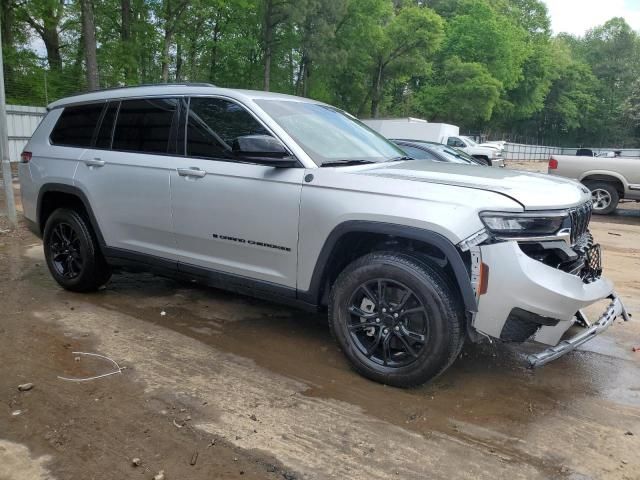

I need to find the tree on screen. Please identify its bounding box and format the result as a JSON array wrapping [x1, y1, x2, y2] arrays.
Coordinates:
[[581, 18, 639, 145], [160, 0, 190, 82], [16, 0, 65, 71], [417, 57, 501, 127], [368, 5, 444, 117], [443, 0, 530, 91], [80, 0, 98, 90], [533, 38, 598, 144], [259, 0, 296, 91], [294, 0, 347, 97]]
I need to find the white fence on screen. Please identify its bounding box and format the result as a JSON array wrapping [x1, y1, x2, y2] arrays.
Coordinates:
[[6, 105, 47, 162], [503, 142, 640, 162]]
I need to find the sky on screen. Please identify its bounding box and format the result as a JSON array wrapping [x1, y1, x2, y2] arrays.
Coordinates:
[[543, 0, 640, 35]]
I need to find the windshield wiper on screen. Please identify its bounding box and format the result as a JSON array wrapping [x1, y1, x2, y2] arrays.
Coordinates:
[[388, 156, 414, 162], [321, 159, 377, 167]]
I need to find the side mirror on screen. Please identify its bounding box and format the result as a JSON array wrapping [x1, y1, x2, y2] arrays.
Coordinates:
[[232, 135, 298, 168]]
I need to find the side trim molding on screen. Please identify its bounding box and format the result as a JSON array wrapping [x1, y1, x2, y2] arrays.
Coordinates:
[[103, 246, 317, 312]]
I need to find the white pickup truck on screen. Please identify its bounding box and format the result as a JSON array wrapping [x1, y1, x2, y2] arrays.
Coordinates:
[[549, 153, 640, 214], [363, 118, 504, 166]]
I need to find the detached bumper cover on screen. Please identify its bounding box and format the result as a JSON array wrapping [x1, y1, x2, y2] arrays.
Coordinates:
[[474, 241, 615, 341], [527, 294, 630, 367]]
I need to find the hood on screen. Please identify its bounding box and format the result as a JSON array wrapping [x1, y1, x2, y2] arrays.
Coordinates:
[[477, 143, 501, 150], [349, 160, 591, 210]]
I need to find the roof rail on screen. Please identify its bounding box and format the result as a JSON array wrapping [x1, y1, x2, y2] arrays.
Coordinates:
[[66, 82, 217, 97]]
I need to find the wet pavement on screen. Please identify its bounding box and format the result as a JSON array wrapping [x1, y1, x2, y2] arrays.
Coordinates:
[[0, 181, 639, 479]]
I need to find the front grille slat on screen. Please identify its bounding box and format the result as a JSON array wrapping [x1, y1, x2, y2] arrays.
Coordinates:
[[569, 202, 592, 244]]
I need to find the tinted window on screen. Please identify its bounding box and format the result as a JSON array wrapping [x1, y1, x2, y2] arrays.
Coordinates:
[[50, 104, 104, 147], [112, 98, 178, 154], [186, 98, 270, 159], [397, 145, 437, 161], [95, 101, 119, 149]]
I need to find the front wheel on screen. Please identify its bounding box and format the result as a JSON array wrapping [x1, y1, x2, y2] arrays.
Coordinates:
[[328, 252, 464, 387]]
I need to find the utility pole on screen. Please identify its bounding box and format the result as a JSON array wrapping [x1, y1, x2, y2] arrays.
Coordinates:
[[0, 16, 17, 226]]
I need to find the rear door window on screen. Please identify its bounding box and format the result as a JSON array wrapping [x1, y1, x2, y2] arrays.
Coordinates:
[[50, 103, 104, 147], [186, 97, 270, 160], [112, 98, 178, 154]]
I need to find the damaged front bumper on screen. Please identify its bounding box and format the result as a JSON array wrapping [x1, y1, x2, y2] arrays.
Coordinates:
[[527, 294, 630, 367], [471, 239, 631, 365]]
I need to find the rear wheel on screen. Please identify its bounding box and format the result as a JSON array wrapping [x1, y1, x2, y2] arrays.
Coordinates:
[[329, 252, 464, 387], [585, 181, 619, 214], [43, 208, 111, 292]]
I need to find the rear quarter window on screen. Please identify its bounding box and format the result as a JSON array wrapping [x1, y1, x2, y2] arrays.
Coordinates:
[[50, 104, 104, 147]]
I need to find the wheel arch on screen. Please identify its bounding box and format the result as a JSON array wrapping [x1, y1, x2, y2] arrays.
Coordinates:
[[37, 183, 106, 247], [298, 221, 477, 314], [580, 171, 627, 195]]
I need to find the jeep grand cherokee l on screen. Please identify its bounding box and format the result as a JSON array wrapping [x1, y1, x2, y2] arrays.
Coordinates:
[[19, 84, 630, 387]]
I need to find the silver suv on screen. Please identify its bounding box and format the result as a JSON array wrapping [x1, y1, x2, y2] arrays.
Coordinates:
[[19, 84, 629, 387]]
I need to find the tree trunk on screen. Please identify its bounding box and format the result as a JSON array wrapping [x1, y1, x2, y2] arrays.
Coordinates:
[[1, 1, 15, 85], [209, 22, 220, 82], [294, 58, 304, 95], [42, 26, 62, 71], [121, 0, 131, 41], [81, 0, 99, 90], [262, 0, 273, 91], [175, 41, 183, 81], [370, 60, 384, 118], [302, 58, 311, 97], [161, 28, 172, 82]]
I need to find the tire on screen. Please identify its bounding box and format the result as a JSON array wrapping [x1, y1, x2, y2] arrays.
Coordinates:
[[584, 181, 619, 215], [43, 208, 111, 292], [328, 252, 465, 388]]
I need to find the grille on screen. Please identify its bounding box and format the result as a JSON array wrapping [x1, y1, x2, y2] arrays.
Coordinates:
[[568, 202, 593, 244]]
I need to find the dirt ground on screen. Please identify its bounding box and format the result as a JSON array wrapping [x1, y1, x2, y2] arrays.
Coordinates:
[[1, 165, 639, 480]]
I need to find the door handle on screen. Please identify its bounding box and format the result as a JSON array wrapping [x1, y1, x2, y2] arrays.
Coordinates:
[[177, 167, 206, 178], [84, 158, 105, 167]]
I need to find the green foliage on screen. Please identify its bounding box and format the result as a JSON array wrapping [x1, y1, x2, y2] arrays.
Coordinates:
[[2, 0, 639, 146], [442, 0, 530, 90], [417, 57, 501, 125]]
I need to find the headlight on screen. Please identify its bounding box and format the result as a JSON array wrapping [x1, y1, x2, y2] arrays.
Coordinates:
[[480, 211, 568, 237]]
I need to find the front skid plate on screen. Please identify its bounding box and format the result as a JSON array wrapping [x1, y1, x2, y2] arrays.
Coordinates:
[[527, 293, 630, 368]]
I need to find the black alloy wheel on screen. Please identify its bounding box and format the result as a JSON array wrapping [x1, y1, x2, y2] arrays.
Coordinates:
[[48, 222, 84, 279], [347, 278, 428, 368], [43, 208, 111, 292], [329, 252, 465, 387]]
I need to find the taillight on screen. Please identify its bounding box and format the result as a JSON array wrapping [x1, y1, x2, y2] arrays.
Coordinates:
[[548, 157, 558, 170], [20, 151, 32, 163]]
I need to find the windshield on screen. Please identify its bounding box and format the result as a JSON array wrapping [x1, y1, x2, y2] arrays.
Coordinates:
[[428, 143, 481, 165], [255, 100, 405, 166], [460, 135, 477, 146]]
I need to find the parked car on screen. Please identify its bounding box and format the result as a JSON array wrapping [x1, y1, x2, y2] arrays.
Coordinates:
[[362, 118, 504, 165], [392, 139, 503, 167], [549, 153, 640, 214], [19, 84, 629, 387]]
